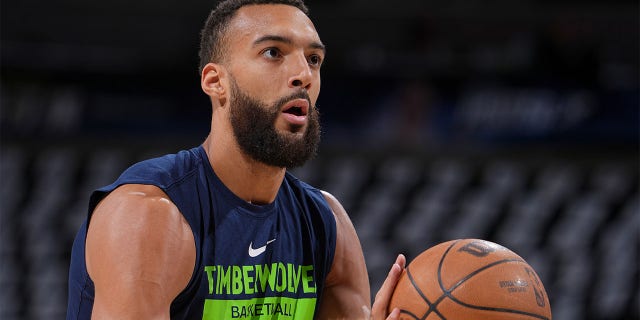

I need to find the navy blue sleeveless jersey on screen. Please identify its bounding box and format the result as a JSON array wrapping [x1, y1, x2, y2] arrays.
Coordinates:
[[67, 146, 337, 319]]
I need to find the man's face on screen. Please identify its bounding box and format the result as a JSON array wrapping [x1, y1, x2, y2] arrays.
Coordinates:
[[228, 74, 321, 168], [221, 4, 326, 168]]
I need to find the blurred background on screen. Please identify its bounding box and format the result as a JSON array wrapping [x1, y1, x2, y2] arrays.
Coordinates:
[[1, 0, 638, 319]]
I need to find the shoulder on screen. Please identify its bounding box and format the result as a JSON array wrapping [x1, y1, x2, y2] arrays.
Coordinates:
[[117, 148, 203, 186], [318, 190, 360, 269], [87, 184, 193, 259], [319, 190, 350, 228], [86, 184, 195, 312], [91, 184, 184, 225], [285, 172, 337, 211], [315, 190, 372, 317]]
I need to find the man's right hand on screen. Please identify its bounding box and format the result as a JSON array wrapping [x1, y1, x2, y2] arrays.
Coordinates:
[[370, 254, 406, 320]]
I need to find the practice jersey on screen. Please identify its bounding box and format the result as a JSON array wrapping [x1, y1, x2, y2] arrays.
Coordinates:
[[67, 146, 337, 319]]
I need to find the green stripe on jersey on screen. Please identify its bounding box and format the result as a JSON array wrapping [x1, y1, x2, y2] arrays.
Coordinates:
[[202, 297, 316, 320]]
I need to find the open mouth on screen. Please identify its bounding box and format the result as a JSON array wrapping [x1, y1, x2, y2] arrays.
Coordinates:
[[281, 99, 309, 117], [283, 106, 305, 116], [280, 99, 310, 127]]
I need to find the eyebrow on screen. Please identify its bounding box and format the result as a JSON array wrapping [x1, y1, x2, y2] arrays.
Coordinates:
[[253, 35, 326, 53]]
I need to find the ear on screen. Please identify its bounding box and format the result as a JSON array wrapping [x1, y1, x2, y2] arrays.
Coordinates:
[[201, 63, 227, 106]]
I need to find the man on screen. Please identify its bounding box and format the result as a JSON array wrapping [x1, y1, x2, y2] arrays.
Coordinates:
[[67, 0, 406, 319]]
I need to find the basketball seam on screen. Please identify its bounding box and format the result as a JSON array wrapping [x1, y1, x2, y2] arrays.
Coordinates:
[[425, 240, 466, 320], [404, 240, 550, 320], [446, 298, 551, 320], [398, 308, 420, 320], [445, 259, 550, 320], [447, 258, 524, 293], [407, 265, 446, 320], [436, 241, 549, 320]]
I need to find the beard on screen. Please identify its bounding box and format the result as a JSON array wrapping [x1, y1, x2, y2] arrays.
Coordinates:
[[228, 76, 321, 169]]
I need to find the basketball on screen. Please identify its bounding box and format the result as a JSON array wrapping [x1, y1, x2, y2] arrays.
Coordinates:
[[389, 239, 552, 320]]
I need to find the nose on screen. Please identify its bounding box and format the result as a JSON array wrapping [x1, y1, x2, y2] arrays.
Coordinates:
[[288, 53, 313, 90]]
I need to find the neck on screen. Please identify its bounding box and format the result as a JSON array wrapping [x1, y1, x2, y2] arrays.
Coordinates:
[[202, 135, 286, 205]]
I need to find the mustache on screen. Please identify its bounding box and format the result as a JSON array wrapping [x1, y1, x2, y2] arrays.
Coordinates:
[[272, 90, 312, 112]]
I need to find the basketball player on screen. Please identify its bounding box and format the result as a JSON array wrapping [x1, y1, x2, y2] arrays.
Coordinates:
[[66, 0, 406, 319]]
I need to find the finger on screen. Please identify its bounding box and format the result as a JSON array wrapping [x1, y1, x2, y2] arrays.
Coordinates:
[[396, 253, 407, 269], [372, 255, 405, 317], [374, 263, 400, 304], [387, 307, 400, 320]]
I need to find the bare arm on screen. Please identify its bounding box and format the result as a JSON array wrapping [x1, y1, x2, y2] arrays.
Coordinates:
[[85, 184, 196, 319], [317, 191, 371, 319], [318, 191, 406, 320]]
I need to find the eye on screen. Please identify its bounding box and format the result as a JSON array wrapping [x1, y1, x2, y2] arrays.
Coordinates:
[[262, 47, 281, 60], [308, 54, 323, 67]]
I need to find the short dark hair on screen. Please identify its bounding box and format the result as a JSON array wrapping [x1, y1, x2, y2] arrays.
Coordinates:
[[198, 0, 310, 73]]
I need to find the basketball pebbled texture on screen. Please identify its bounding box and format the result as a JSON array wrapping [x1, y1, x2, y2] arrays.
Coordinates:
[[389, 239, 552, 320]]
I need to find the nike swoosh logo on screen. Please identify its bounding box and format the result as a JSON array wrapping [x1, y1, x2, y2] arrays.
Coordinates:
[[248, 239, 276, 258]]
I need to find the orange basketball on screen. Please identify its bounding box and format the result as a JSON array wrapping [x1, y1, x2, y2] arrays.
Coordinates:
[[389, 239, 552, 320]]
